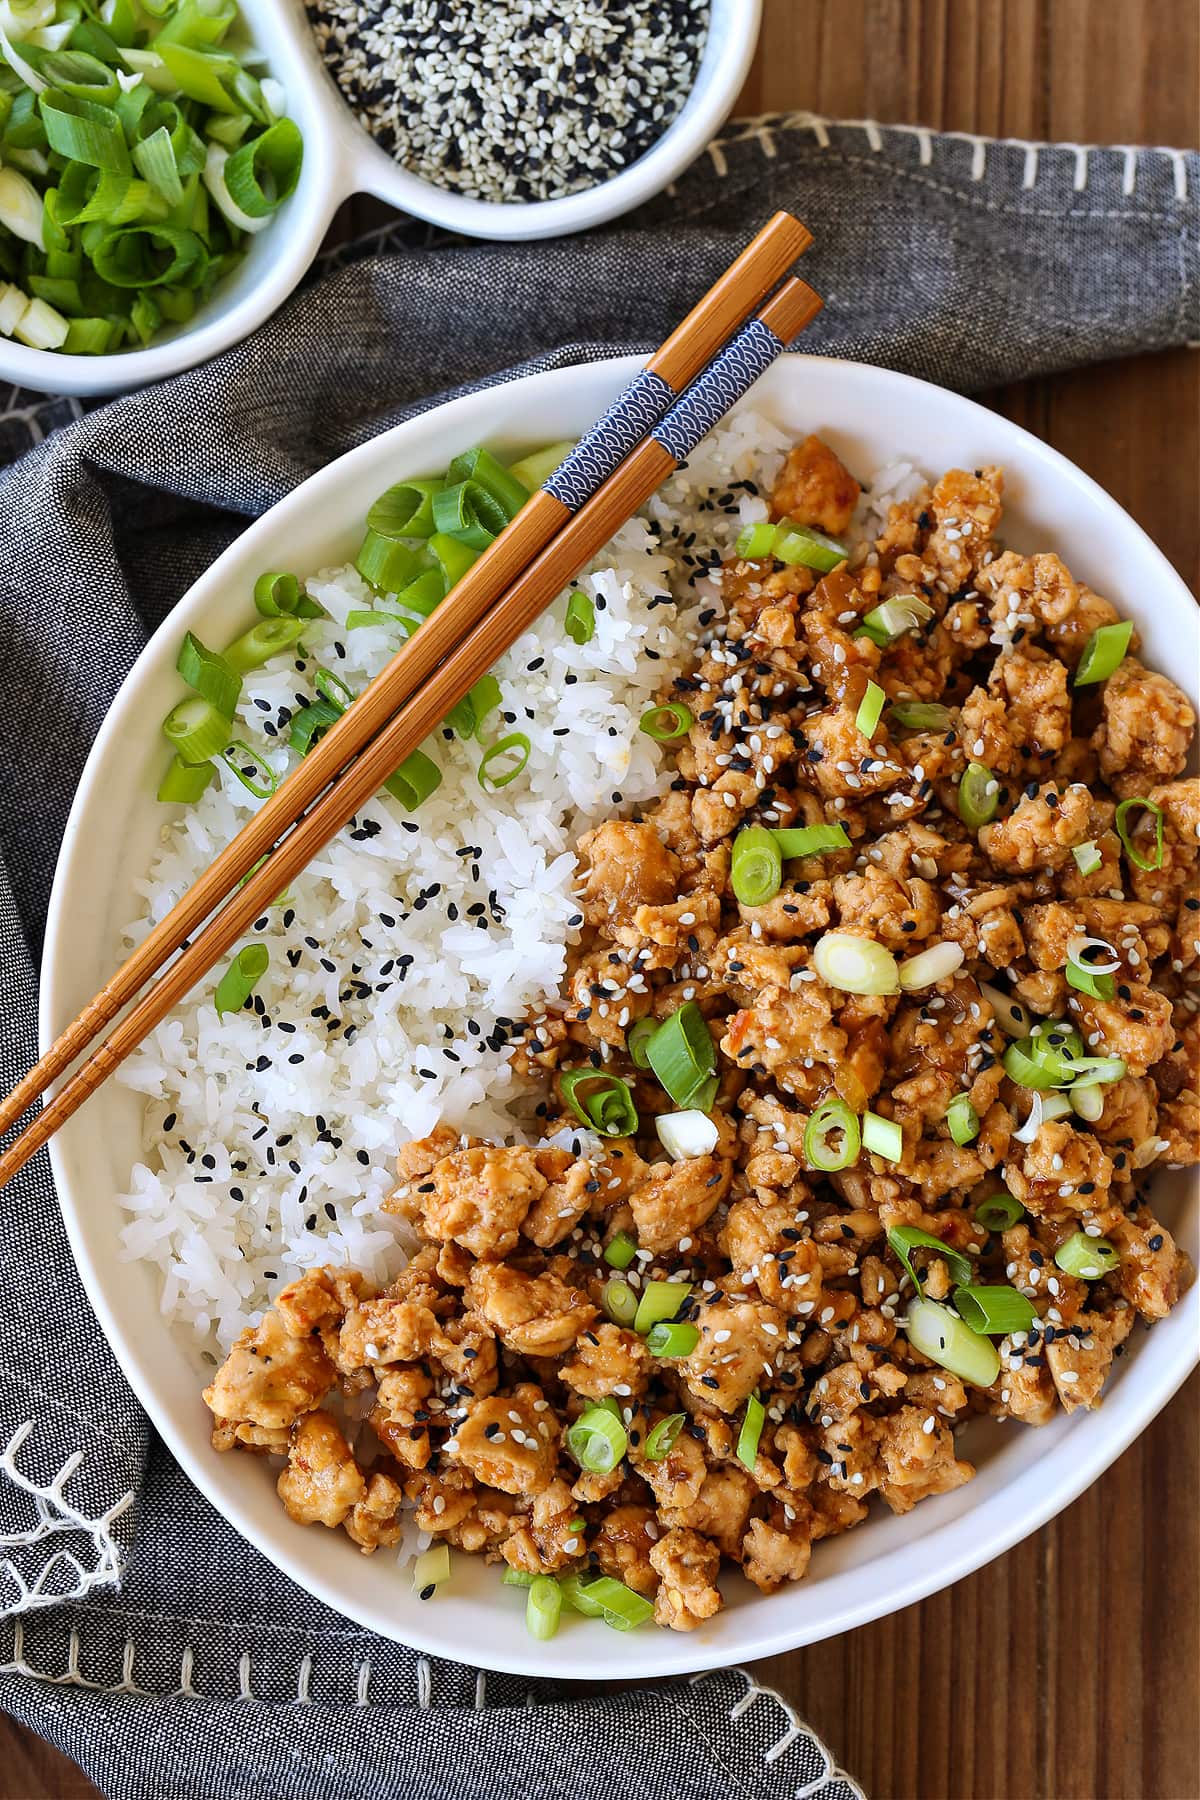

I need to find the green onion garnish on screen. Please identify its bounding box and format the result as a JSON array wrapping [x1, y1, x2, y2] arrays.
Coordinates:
[[862, 1110, 902, 1162], [888, 702, 953, 730], [603, 1230, 638, 1271], [975, 1194, 1024, 1232], [1114, 795, 1165, 871], [157, 754, 216, 804], [804, 1096, 860, 1172], [505, 440, 575, 492], [412, 1543, 451, 1594], [1065, 959, 1116, 1002], [958, 761, 999, 828], [566, 1403, 628, 1475], [904, 1297, 999, 1389], [645, 1320, 699, 1358], [162, 695, 230, 764], [214, 942, 268, 1017], [447, 445, 530, 519], [733, 519, 777, 559], [1072, 840, 1103, 877], [525, 1575, 562, 1641], [478, 731, 531, 792], [946, 1093, 980, 1146], [811, 931, 900, 995], [253, 570, 321, 620], [858, 594, 934, 645], [887, 1225, 973, 1293], [1054, 1231, 1120, 1280], [368, 478, 444, 541], [855, 680, 886, 739], [315, 666, 355, 712], [355, 529, 420, 595], [558, 1571, 607, 1617], [1002, 1036, 1072, 1090], [568, 1574, 654, 1633], [223, 617, 305, 673], [625, 1017, 658, 1070], [643, 1413, 686, 1461], [772, 518, 848, 571], [639, 701, 694, 742], [736, 1394, 765, 1470], [1074, 619, 1133, 686], [432, 478, 509, 549], [559, 1070, 639, 1139], [952, 1284, 1037, 1336], [601, 1277, 639, 1329], [730, 824, 783, 906], [288, 699, 341, 758], [383, 748, 443, 812], [501, 1567, 535, 1588], [1069, 1082, 1105, 1122], [396, 569, 449, 621], [176, 631, 241, 716], [633, 1279, 691, 1336], [564, 590, 595, 645], [221, 740, 276, 799], [347, 609, 408, 633], [643, 1002, 715, 1108], [428, 530, 479, 593], [773, 823, 851, 859]]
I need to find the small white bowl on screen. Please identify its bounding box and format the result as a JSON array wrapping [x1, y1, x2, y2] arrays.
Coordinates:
[[0, 0, 761, 397], [42, 355, 1200, 1679]]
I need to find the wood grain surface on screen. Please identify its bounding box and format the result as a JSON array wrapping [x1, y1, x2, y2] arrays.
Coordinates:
[[4, 1, 1196, 1795]]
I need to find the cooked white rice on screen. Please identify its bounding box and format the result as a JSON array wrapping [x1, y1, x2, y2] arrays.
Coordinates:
[[114, 405, 926, 1354]]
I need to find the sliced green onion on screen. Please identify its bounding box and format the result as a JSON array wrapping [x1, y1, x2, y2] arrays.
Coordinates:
[[157, 754, 215, 804], [13, 295, 68, 349], [859, 594, 934, 645], [1003, 1038, 1072, 1090], [643, 1412, 686, 1461], [355, 529, 419, 595], [773, 823, 851, 859], [446, 445, 529, 519], [253, 570, 321, 620], [565, 1403, 627, 1475], [804, 1096, 861, 1172], [733, 519, 777, 559], [855, 680, 885, 739], [625, 1017, 658, 1070], [412, 1543, 450, 1594], [525, 1574, 561, 1641], [603, 1230, 638, 1271], [1072, 840, 1103, 877], [1114, 796, 1164, 872], [645, 1320, 699, 1358], [558, 1571, 607, 1618], [162, 695, 230, 764], [1066, 960, 1116, 1001], [560, 1069, 638, 1139], [0, 167, 45, 246], [1033, 1018, 1084, 1056], [946, 1093, 980, 1146], [478, 732, 531, 792], [898, 941, 964, 991], [214, 942, 268, 1017], [428, 530, 479, 592], [639, 701, 694, 742], [564, 589, 595, 645], [975, 1193, 1024, 1232], [222, 114, 301, 214], [633, 1280, 691, 1336], [1054, 1231, 1120, 1280], [1012, 1090, 1073, 1143], [952, 1284, 1037, 1336], [383, 748, 443, 811], [958, 761, 999, 829], [315, 666, 355, 712], [576, 1575, 654, 1633], [176, 631, 240, 715], [904, 1297, 999, 1388], [862, 1110, 902, 1162], [601, 1277, 639, 1329], [367, 477, 443, 540], [772, 518, 847, 571], [39, 90, 130, 172], [1070, 1082, 1105, 1123], [221, 740, 276, 799], [655, 1109, 719, 1160], [812, 931, 899, 995], [644, 1002, 715, 1107], [1065, 1055, 1126, 1088], [889, 702, 953, 731], [347, 610, 408, 633], [432, 478, 508, 549], [506, 440, 575, 492], [980, 982, 1031, 1039], [1074, 619, 1133, 686], [223, 617, 304, 672], [731, 824, 782, 906], [288, 699, 340, 757], [501, 1566, 536, 1588], [446, 673, 502, 741], [396, 569, 448, 621], [887, 1225, 973, 1293], [736, 1394, 765, 1471]]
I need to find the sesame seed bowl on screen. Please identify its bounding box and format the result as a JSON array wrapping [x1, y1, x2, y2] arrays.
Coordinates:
[[5, 0, 760, 398], [42, 356, 1199, 1677]]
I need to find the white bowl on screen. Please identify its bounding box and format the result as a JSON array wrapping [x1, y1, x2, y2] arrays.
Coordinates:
[[0, 0, 761, 397], [42, 354, 1200, 1679]]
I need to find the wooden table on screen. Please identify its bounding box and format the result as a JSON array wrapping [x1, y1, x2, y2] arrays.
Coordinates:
[[4, 2, 1196, 1795]]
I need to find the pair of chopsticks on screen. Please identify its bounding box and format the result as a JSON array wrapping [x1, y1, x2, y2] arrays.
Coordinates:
[[0, 212, 822, 1190]]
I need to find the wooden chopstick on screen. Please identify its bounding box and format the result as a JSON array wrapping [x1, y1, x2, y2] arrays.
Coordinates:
[[0, 274, 821, 1191], [0, 213, 811, 1150]]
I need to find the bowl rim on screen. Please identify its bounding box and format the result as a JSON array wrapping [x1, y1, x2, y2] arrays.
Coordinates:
[[41, 352, 1200, 1678]]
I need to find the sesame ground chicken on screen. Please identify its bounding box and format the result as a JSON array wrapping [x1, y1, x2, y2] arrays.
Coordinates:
[[205, 433, 1196, 1633]]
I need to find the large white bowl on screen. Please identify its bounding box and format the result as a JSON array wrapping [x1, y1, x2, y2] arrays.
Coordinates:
[[41, 355, 1200, 1679], [0, 0, 760, 397]]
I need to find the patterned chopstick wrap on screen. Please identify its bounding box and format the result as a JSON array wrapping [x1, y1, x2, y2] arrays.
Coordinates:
[[543, 365, 677, 511], [652, 315, 785, 467]]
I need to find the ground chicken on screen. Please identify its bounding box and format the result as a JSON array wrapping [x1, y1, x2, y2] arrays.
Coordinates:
[[204, 1310, 334, 1434], [649, 1527, 723, 1630], [277, 1412, 365, 1528], [452, 1385, 560, 1497]]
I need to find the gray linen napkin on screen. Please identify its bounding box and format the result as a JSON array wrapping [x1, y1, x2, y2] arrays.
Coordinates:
[[1, 113, 1196, 1800]]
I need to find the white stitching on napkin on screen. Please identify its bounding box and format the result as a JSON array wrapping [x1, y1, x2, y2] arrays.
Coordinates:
[[1, 1422, 133, 1615], [688, 1668, 867, 1795], [2, 1621, 150, 1694]]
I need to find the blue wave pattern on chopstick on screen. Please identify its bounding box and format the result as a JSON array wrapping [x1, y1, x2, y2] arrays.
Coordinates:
[[652, 317, 784, 464], [543, 367, 675, 511]]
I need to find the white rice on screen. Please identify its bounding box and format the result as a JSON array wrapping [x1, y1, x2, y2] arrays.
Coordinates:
[[115, 404, 816, 1353]]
